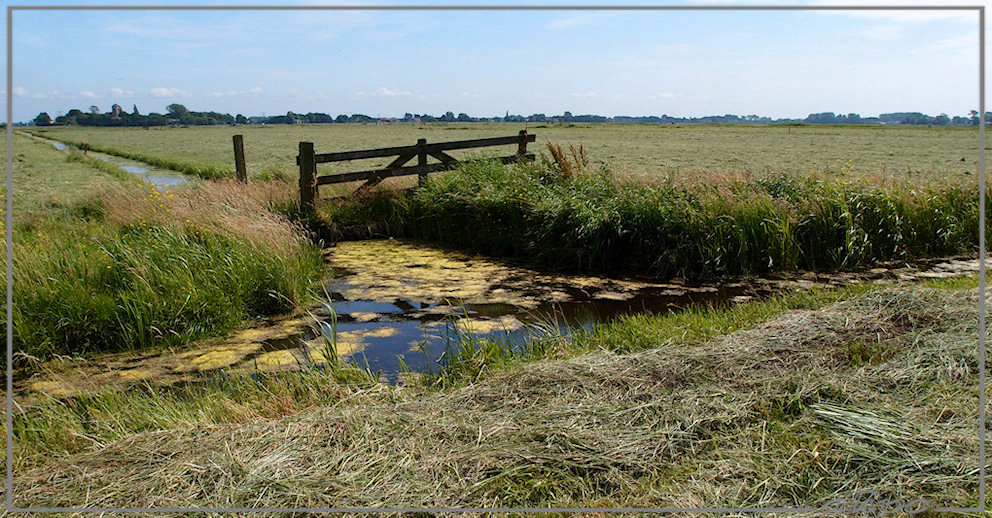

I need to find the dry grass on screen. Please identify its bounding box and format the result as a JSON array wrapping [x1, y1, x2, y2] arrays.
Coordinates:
[[10, 286, 985, 510], [97, 178, 305, 251]]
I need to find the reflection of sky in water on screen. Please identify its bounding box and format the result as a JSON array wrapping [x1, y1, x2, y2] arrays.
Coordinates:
[[47, 140, 188, 187], [146, 175, 186, 186], [314, 277, 749, 382], [320, 305, 533, 383]]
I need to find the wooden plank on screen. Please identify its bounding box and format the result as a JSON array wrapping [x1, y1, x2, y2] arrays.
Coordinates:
[[318, 162, 450, 185], [417, 138, 428, 184], [427, 150, 458, 164], [232, 134, 247, 182], [387, 152, 416, 169], [425, 133, 536, 153], [312, 133, 536, 164], [316, 153, 535, 186], [314, 143, 419, 164], [298, 142, 316, 210]]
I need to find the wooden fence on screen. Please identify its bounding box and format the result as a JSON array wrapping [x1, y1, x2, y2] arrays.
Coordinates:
[[297, 130, 536, 210]]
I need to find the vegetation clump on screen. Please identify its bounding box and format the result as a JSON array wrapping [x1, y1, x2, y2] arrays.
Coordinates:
[[6, 179, 322, 360], [321, 144, 984, 279]]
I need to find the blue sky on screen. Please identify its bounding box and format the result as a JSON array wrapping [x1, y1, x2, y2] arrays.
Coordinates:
[[4, 1, 984, 122]]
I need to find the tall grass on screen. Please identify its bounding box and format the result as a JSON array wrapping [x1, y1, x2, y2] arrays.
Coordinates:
[[322, 147, 985, 278], [6, 180, 323, 359]]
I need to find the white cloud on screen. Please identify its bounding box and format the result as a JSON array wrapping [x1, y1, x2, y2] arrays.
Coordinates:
[[545, 12, 621, 31], [110, 88, 135, 97], [809, 0, 977, 23], [571, 91, 599, 98], [860, 24, 903, 41], [12, 87, 28, 97], [150, 87, 186, 98], [547, 15, 588, 30], [356, 87, 411, 97], [652, 92, 709, 101], [79, 90, 99, 99], [682, 0, 977, 23], [206, 87, 264, 98]]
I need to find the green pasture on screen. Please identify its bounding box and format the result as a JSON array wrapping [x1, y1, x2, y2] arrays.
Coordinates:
[[36, 123, 981, 180]]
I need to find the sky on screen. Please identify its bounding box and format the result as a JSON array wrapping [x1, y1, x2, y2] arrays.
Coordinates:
[[3, 0, 985, 122]]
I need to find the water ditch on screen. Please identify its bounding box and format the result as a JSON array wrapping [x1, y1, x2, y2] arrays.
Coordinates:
[[23, 238, 982, 398], [30, 133, 189, 187]]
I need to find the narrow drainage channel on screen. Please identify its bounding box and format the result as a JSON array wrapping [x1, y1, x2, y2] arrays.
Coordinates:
[[31, 133, 189, 188], [316, 280, 753, 383], [19, 239, 983, 399], [223, 240, 984, 384]]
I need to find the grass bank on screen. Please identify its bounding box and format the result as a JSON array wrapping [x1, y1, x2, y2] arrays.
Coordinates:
[[10, 279, 984, 508], [4, 134, 323, 360], [322, 151, 984, 278]]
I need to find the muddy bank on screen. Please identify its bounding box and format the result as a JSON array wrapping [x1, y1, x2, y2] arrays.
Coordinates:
[[19, 239, 983, 399]]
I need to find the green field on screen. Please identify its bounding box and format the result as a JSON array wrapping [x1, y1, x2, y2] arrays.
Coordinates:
[[36, 123, 981, 180], [2, 134, 137, 219]]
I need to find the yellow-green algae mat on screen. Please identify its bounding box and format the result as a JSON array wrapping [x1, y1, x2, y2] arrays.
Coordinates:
[[325, 238, 696, 308], [21, 239, 695, 399], [20, 239, 982, 400]]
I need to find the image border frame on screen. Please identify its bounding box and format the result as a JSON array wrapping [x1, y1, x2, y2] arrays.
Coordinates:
[[4, 3, 986, 513]]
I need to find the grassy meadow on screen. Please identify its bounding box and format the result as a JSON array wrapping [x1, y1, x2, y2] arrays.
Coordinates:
[[36, 122, 979, 180], [5, 123, 990, 509]]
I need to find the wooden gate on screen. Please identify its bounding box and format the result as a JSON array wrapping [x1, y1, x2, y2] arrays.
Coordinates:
[[298, 130, 536, 210]]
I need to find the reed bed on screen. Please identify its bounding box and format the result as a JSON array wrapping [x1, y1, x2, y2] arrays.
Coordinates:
[[322, 147, 983, 279], [6, 179, 323, 360]]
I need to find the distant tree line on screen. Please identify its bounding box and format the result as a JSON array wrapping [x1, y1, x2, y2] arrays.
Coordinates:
[[802, 111, 983, 126], [28, 104, 992, 127], [36, 104, 234, 127]]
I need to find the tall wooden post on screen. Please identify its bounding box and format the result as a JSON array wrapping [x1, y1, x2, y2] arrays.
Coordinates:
[[232, 134, 247, 182], [299, 142, 315, 212], [417, 138, 428, 185], [517, 130, 529, 157]]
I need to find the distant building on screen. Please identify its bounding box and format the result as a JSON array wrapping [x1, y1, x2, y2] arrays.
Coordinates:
[[111, 104, 122, 120]]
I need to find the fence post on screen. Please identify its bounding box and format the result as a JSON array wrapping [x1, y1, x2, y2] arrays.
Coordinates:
[[232, 134, 247, 182], [417, 138, 428, 185], [299, 141, 315, 212], [517, 129, 529, 157]]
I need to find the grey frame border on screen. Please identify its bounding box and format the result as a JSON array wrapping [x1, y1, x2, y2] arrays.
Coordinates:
[[3, 3, 986, 514]]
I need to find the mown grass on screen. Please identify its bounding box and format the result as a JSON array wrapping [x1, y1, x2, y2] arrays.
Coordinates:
[[3, 135, 324, 360], [36, 123, 978, 180], [1, 134, 134, 219], [321, 153, 984, 279], [9, 279, 985, 508], [42, 134, 232, 180]]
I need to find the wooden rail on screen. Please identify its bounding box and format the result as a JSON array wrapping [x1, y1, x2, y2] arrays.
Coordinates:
[[297, 130, 536, 210]]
